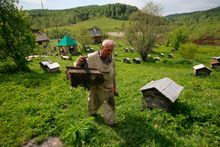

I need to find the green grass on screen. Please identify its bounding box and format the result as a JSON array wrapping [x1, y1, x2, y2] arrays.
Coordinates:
[[0, 42, 220, 146], [48, 17, 126, 33]]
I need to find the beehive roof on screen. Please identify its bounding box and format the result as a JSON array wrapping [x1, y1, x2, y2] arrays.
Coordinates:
[[47, 62, 60, 69], [193, 64, 212, 71], [138, 77, 184, 103], [210, 60, 220, 65]]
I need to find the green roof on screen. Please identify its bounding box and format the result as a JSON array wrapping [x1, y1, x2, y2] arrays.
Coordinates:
[[57, 35, 77, 46]]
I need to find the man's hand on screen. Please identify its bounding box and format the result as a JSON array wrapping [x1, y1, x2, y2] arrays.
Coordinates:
[[78, 56, 88, 65]]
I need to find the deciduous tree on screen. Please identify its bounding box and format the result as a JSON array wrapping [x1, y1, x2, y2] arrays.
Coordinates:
[[75, 26, 92, 52], [0, 0, 36, 70], [124, 1, 164, 61]]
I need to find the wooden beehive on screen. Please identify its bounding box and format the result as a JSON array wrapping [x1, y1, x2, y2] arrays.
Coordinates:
[[130, 48, 134, 53], [123, 58, 131, 63], [211, 57, 220, 62], [159, 53, 164, 57], [139, 78, 184, 112], [39, 59, 52, 68], [65, 66, 104, 89], [39, 60, 60, 73], [171, 48, 175, 53], [47, 62, 60, 73], [133, 57, 141, 64], [210, 60, 220, 69], [193, 64, 212, 76], [61, 56, 69, 60], [124, 47, 128, 52], [168, 54, 173, 58], [154, 57, 160, 61]]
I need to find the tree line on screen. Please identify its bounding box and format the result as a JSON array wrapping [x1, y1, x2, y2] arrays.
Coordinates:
[[165, 6, 220, 26], [24, 3, 138, 30]]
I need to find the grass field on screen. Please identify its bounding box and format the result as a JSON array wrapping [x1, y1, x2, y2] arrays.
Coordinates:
[[47, 17, 126, 33], [0, 40, 220, 146]]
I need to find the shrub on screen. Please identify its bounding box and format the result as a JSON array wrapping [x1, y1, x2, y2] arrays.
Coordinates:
[[102, 33, 109, 40], [61, 117, 97, 146], [170, 26, 189, 49], [67, 54, 72, 60], [179, 43, 198, 59], [162, 58, 195, 65], [146, 56, 156, 63]]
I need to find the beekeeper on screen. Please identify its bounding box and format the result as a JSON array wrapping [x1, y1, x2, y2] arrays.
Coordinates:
[[74, 39, 117, 127]]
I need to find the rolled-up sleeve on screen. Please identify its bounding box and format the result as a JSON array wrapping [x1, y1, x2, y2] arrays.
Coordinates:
[[74, 58, 82, 67]]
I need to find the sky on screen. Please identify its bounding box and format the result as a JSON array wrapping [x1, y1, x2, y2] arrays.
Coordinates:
[[16, 0, 220, 16]]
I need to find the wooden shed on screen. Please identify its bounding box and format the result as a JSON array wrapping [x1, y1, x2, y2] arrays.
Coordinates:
[[133, 57, 141, 64], [123, 58, 131, 63], [210, 60, 220, 69], [88, 28, 103, 43], [31, 29, 49, 48], [57, 35, 78, 56], [139, 77, 184, 112], [193, 64, 212, 76]]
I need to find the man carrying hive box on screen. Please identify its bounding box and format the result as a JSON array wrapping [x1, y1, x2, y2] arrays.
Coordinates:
[[74, 39, 118, 127]]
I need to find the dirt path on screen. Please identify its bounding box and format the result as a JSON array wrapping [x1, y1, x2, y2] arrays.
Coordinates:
[[23, 137, 63, 147], [107, 32, 124, 37]]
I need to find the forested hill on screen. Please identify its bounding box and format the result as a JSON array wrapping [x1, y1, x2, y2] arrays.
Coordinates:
[[165, 6, 220, 25], [24, 3, 138, 29]]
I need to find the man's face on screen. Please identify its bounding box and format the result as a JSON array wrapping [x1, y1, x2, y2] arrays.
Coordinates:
[[102, 45, 114, 57]]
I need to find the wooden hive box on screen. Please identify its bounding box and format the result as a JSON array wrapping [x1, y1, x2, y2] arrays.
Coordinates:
[[130, 48, 134, 53], [65, 66, 104, 89], [39, 59, 52, 68], [210, 60, 220, 69], [46, 62, 60, 73], [123, 58, 130, 63], [168, 54, 173, 58], [61, 56, 69, 60], [154, 57, 160, 61], [193, 64, 212, 76], [133, 57, 141, 64], [124, 47, 128, 52], [159, 53, 164, 57], [139, 78, 184, 112], [211, 57, 220, 62]]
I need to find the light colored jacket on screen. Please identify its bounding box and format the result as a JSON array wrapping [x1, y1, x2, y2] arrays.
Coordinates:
[[74, 51, 117, 91]]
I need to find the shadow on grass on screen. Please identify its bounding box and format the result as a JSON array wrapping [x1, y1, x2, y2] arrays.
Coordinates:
[[113, 112, 178, 147], [0, 64, 63, 89], [170, 100, 195, 116]]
